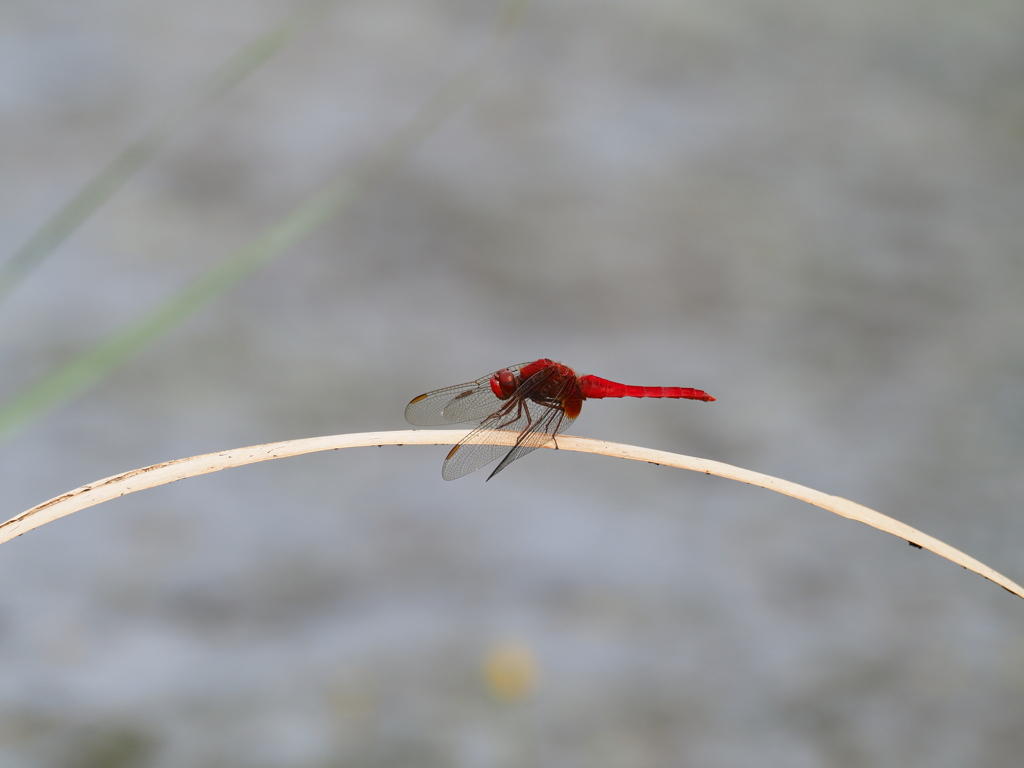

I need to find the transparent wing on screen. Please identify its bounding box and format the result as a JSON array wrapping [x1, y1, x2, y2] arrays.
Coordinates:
[[441, 369, 577, 481], [484, 401, 576, 481], [440, 441, 513, 481], [404, 362, 536, 426]]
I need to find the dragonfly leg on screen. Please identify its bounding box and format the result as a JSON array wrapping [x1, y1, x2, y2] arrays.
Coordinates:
[[492, 398, 537, 450], [550, 411, 565, 449], [492, 398, 526, 431], [515, 401, 535, 445]]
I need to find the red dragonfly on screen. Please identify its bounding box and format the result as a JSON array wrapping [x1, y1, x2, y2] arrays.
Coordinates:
[[405, 359, 714, 481]]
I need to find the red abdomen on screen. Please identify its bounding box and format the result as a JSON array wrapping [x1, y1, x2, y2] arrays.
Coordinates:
[[578, 375, 714, 402]]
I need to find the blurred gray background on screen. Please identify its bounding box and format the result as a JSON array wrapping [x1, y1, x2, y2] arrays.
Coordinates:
[[2, 0, 1024, 766]]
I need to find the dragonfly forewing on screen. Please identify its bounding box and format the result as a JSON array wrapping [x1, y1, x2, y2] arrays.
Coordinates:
[[439, 385, 501, 424], [404, 382, 483, 425], [404, 363, 536, 426]]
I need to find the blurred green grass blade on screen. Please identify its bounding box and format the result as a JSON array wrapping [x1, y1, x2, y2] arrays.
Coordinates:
[[0, 0, 345, 306], [0, 182, 354, 441], [0, 0, 530, 441]]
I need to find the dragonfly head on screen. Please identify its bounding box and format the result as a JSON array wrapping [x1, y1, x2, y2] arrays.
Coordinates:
[[490, 368, 519, 400]]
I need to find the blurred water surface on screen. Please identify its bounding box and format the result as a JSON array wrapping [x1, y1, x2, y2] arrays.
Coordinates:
[[2, 0, 1024, 766]]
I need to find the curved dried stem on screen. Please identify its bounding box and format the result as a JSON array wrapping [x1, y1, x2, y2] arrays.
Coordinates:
[[2, 430, 1020, 600]]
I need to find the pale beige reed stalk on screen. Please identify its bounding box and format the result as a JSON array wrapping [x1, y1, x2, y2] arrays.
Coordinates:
[[1, 430, 1020, 600]]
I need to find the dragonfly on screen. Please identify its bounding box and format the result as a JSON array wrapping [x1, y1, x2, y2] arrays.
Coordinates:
[[405, 358, 714, 481]]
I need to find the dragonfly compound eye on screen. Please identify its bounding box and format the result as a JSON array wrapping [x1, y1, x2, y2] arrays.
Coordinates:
[[490, 369, 518, 400]]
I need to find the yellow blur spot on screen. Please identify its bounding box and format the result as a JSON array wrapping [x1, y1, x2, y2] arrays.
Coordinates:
[[482, 640, 537, 701]]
